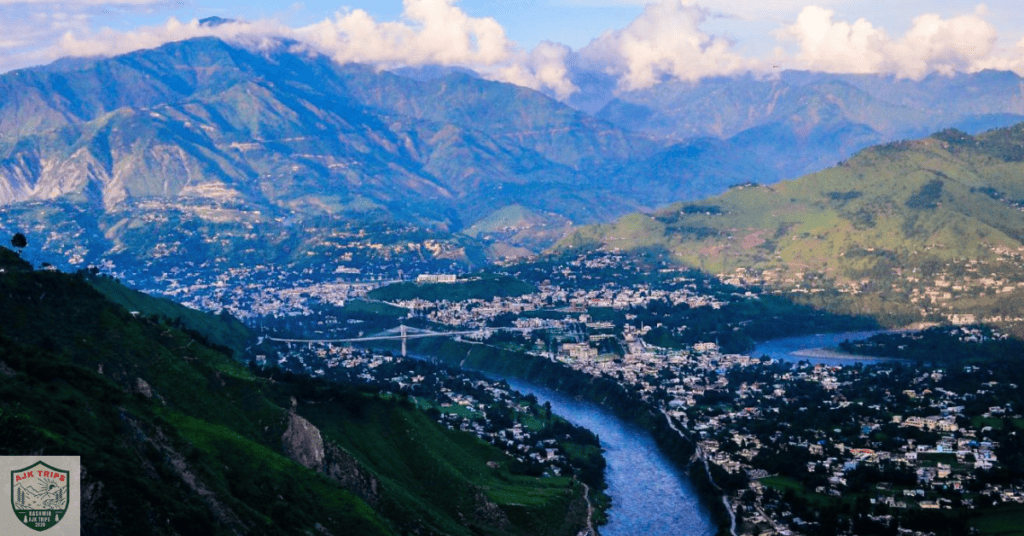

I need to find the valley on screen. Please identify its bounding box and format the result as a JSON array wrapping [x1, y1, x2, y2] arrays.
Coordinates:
[[4, 31, 1024, 536], [264, 252, 1022, 536]]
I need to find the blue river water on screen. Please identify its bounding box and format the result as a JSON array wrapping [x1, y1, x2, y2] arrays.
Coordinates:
[[413, 330, 902, 534], [497, 376, 716, 536], [751, 330, 900, 366]]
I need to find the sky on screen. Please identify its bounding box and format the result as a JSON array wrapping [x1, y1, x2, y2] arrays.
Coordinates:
[[2, 0, 1023, 99]]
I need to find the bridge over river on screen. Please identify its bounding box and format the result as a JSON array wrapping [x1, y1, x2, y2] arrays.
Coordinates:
[[265, 325, 535, 356]]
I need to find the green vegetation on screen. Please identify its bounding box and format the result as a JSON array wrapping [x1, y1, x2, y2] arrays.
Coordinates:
[[341, 299, 410, 318], [86, 272, 254, 357], [561, 124, 1024, 331], [761, 475, 832, 509], [973, 504, 1024, 536], [0, 248, 591, 536], [839, 326, 1024, 365], [275, 382, 592, 536], [972, 416, 1024, 430]]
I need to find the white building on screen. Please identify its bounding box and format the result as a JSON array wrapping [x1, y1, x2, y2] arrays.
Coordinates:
[[417, 274, 457, 284]]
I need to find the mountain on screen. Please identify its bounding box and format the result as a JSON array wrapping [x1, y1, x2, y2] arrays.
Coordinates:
[[0, 37, 596, 218], [0, 248, 593, 535], [0, 38, 660, 220], [7, 39, 1024, 274], [560, 124, 1024, 331], [0, 37, 787, 265], [590, 70, 1024, 181]]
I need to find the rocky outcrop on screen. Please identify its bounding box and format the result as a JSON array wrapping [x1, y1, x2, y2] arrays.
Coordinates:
[[462, 486, 515, 534], [133, 377, 153, 399], [281, 411, 325, 470], [322, 442, 382, 509], [281, 406, 382, 509], [115, 410, 248, 535], [0, 358, 14, 377]]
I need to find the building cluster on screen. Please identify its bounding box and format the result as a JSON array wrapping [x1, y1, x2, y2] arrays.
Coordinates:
[[365, 255, 1024, 536], [114, 246, 1024, 536], [721, 244, 1024, 330]]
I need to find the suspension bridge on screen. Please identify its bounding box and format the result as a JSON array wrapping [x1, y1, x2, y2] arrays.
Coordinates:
[[264, 325, 533, 356]]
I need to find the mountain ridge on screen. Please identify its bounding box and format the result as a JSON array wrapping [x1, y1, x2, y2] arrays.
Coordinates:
[[0, 37, 774, 267], [560, 123, 1024, 330], [7, 38, 1024, 272], [591, 69, 1024, 181]]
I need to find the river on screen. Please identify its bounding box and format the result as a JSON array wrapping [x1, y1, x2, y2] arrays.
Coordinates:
[[423, 330, 901, 534], [497, 376, 716, 536], [492, 331, 902, 534], [752, 330, 900, 366]]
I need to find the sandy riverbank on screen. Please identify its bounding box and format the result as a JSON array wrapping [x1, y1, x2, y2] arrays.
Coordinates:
[[790, 347, 898, 362]]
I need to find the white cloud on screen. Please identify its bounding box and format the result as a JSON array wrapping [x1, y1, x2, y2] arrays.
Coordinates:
[[296, 0, 509, 66], [0, 9, 92, 68], [294, 0, 580, 97], [8, 1, 1024, 98], [895, 11, 998, 76], [495, 41, 578, 100], [577, 0, 754, 90], [36, 0, 581, 99], [779, 5, 999, 78], [54, 18, 288, 59]]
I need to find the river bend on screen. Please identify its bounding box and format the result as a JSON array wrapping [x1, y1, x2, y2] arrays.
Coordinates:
[[500, 377, 716, 536]]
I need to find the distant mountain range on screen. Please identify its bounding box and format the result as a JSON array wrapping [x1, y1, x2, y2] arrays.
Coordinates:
[[0, 37, 776, 263], [0, 37, 643, 221], [5, 37, 1024, 271], [561, 124, 1024, 330], [585, 69, 1024, 180]]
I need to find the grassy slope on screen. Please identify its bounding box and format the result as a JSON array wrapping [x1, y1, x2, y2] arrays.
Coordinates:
[[86, 273, 254, 357], [299, 397, 589, 536], [0, 268, 388, 534], [0, 248, 587, 536], [563, 125, 1024, 324], [972, 505, 1024, 536]]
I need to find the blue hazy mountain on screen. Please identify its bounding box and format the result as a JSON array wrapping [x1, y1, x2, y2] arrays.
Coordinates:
[[591, 70, 1024, 180], [4, 37, 1024, 268]]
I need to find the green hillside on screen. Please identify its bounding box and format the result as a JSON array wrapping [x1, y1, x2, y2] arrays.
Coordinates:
[[85, 273, 253, 357], [562, 125, 1024, 330], [0, 247, 590, 535], [369, 273, 537, 302]]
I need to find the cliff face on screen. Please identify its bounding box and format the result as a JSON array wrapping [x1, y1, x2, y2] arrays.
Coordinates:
[[281, 407, 382, 509], [322, 442, 382, 509], [282, 410, 325, 470]]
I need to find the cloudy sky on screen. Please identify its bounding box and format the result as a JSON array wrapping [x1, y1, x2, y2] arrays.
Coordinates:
[[2, 0, 1022, 98]]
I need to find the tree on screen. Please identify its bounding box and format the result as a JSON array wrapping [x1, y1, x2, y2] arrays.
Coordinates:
[[10, 232, 26, 252]]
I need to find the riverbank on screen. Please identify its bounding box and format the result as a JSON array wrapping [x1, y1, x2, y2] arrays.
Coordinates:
[[790, 347, 898, 362], [406, 337, 732, 536], [497, 375, 716, 536], [752, 328, 912, 365], [661, 410, 736, 536]]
